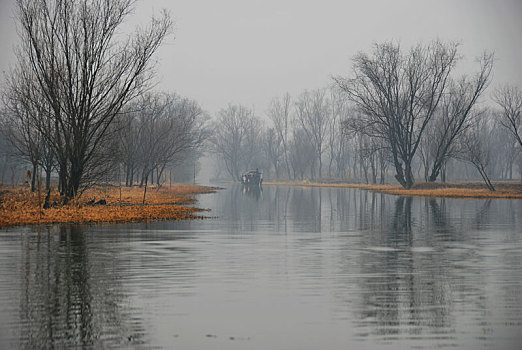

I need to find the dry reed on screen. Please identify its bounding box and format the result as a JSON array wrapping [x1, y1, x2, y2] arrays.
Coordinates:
[[263, 181, 522, 199], [0, 184, 216, 227]]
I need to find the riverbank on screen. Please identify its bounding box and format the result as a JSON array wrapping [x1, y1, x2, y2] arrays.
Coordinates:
[[0, 184, 217, 227], [263, 181, 522, 199]]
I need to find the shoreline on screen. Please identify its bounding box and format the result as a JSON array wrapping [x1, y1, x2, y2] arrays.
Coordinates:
[[263, 181, 522, 199], [0, 184, 217, 228]]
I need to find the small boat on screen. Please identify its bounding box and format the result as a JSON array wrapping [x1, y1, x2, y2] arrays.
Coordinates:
[[241, 169, 263, 186]]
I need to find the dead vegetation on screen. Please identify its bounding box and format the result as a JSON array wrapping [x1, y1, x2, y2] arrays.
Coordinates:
[[264, 181, 522, 199], [0, 184, 216, 227]]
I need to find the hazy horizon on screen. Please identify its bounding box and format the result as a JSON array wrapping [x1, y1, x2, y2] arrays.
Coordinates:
[[1, 0, 521, 116]]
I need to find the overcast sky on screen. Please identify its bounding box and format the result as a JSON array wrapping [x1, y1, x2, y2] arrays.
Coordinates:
[[1, 0, 521, 116]]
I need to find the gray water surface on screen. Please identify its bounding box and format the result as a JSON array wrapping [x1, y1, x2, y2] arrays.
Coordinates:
[[1, 185, 521, 349]]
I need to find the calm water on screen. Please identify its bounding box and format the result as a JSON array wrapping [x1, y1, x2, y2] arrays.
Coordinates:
[[1, 185, 521, 349]]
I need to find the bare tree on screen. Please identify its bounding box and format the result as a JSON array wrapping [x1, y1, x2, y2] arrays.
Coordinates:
[[0, 136, 25, 186], [154, 94, 208, 186], [456, 114, 496, 191], [267, 93, 292, 179], [295, 89, 331, 180], [488, 125, 521, 180], [356, 133, 372, 183], [12, 0, 172, 202], [119, 93, 207, 189], [424, 53, 493, 182], [209, 104, 262, 181], [1, 66, 58, 192], [326, 88, 348, 178], [1, 96, 43, 192], [262, 127, 283, 178], [0, 131, 15, 185], [288, 127, 315, 180], [494, 85, 522, 148], [335, 40, 460, 188], [117, 110, 140, 186]]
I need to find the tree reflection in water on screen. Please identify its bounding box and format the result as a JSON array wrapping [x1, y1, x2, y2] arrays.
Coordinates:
[[354, 196, 453, 338], [18, 225, 147, 349], [1, 185, 520, 349], [345, 194, 520, 345]]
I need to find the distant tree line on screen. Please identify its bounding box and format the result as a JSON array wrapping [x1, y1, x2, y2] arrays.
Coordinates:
[[1, 6, 521, 196], [210, 41, 521, 190], [116, 93, 209, 188], [0, 0, 209, 204]]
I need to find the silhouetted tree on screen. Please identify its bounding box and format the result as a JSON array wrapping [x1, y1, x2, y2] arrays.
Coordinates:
[[209, 104, 262, 181], [456, 114, 496, 191], [295, 89, 331, 180], [494, 85, 522, 148], [262, 127, 284, 179], [11, 0, 171, 202], [335, 40, 460, 188], [424, 54, 493, 182], [288, 127, 315, 180], [267, 93, 292, 179]]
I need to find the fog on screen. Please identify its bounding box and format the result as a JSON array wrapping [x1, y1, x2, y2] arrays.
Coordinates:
[[1, 3, 522, 348], [1, 0, 521, 187], [1, 0, 522, 115]]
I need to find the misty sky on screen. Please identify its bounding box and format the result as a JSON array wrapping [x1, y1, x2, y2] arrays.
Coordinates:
[[1, 0, 521, 115]]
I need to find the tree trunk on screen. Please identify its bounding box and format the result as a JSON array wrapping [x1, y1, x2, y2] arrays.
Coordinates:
[[353, 155, 358, 181], [58, 164, 67, 196], [404, 162, 414, 189], [395, 159, 414, 189], [318, 150, 322, 181], [428, 160, 443, 182], [477, 166, 495, 191], [139, 169, 146, 187], [371, 157, 377, 184], [31, 162, 38, 192], [45, 167, 51, 191], [64, 172, 79, 204], [157, 164, 166, 186], [393, 162, 406, 188], [124, 167, 127, 187], [362, 162, 369, 184], [142, 175, 148, 204]]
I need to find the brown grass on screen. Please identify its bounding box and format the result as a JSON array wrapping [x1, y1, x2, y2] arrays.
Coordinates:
[[0, 184, 217, 227], [263, 181, 522, 199]]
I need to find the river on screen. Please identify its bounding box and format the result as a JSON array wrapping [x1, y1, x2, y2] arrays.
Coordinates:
[[0, 185, 521, 349]]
